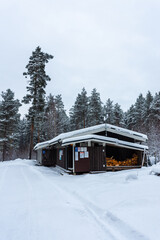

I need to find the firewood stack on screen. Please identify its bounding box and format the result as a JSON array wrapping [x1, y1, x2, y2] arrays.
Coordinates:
[[106, 154, 138, 167]]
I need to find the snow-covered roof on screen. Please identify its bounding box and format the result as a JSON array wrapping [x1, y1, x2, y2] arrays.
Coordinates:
[[62, 134, 148, 151], [106, 124, 147, 141], [34, 124, 148, 150]]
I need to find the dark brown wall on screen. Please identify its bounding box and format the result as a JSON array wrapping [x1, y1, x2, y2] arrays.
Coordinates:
[[74, 147, 90, 173], [56, 148, 66, 169], [90, 146, 106, 171], [42, 148, 56, 166], [74, 146, 106, 173]]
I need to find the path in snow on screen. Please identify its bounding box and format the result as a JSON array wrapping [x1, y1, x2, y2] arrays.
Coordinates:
[[0, 159, 158, 240]]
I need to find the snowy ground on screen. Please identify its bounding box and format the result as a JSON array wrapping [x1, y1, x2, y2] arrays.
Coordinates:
[[0, 159, 159, 240]]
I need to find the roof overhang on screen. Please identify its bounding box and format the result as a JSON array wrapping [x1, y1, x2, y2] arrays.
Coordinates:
[[62, 134, 148, 151], [34, 140, 58, 151], [106, 124, 147, 142]]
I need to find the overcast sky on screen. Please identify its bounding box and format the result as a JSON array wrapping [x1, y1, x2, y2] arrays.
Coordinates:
[[0, 0, 160, 116]]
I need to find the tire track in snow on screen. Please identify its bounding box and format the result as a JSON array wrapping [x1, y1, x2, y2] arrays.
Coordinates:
[[58, 184, 149, 240], [36, 166, 149, 240], [31, 166, 125, 240], [28, 165, 150, 240], [28, 166, 121, 240], [105, 211, 150, 240], [61, 185, 150, 240], [21, 165, 39, 240]]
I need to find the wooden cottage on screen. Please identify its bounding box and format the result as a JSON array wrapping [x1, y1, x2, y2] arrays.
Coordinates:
[[34, 124, 148, 173]]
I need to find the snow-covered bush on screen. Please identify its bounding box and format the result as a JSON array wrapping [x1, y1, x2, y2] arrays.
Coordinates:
[[150, 163, 160, 176]]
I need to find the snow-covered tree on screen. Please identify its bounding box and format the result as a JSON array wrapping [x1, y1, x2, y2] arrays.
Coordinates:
[[143, 91, 153, 126], [104, 98, 114, 124], [134, 94, 146, 132], [22, 46, 53, 159], [112, 103, 124, 127], [125, 104, 136, 130], [42, 94, 57, 140], [150, 92, 160, 126], [70, 88, 89, 130], [0, 89, 21, 161], [88, 88, 103, 127], [18, 118, 30, 158], [147, 92, 160, 160], [125, 92, 160, 160], [55, 95, 69, 135]]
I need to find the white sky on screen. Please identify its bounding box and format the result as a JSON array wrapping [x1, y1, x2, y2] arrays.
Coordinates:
[[0, 0, 160, 116]]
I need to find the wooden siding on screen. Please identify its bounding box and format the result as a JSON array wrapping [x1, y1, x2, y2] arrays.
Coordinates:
[[74, 147, 90, 173], [90, 146, 106, 171], [56, 148, 66, 169], [40, 143, 144, 173], [42, 148, 56, 166], [74, 146, 106, 173]]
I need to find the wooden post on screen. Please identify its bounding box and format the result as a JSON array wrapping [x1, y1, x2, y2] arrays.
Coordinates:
[[141, 149, 146, 167], [72, 144, 75, 174]]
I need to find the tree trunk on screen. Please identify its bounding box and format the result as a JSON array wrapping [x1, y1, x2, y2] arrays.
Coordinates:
[[29, 118, 34, 159], [2, 144, 5, 161]]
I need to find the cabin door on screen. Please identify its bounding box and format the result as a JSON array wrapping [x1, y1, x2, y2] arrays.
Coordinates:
[[90, 146, 106, 171]]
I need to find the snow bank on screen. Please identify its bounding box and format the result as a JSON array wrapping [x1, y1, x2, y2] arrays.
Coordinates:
[[125, 172, 138, 181]]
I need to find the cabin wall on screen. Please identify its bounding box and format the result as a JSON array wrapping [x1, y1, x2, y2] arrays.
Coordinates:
[[90, 146, 106, 171], [74, 146, 90, 173], [36, 140, 145, 173], [74, 146, 106, 173], [42, 148, 56, 166], [37, 149, 42, 165], [56, 148, 67, 169]]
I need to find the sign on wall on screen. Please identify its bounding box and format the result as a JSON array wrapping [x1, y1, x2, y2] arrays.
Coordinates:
[[59, 150, 63, 160], [75, 147, 89, 160]]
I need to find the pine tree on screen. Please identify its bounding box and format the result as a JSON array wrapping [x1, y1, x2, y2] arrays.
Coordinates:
[[69, 88, 89, 130], [112, 103, 124, 127], [134, 93, 146, 132], [43, 94, 57, 140], [150, 92, 160, 126], [148, 92, 160, 160], [143, 91, 153, 131], [125, 104, 136, 130], [18, 118, 30, 158], [55, 95, 69, 135], [0, 89, 21, 161], [104, 98, 114, 124], [125, 91, 160, 160], [22, 46, 53, 159], [88, 88, 103, 127]]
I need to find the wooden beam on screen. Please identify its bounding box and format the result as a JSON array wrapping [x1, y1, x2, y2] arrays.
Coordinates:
[[141, 149, 146, 167]]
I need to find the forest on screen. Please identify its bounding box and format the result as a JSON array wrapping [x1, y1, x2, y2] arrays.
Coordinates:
[[0, 47, 160, 162]]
